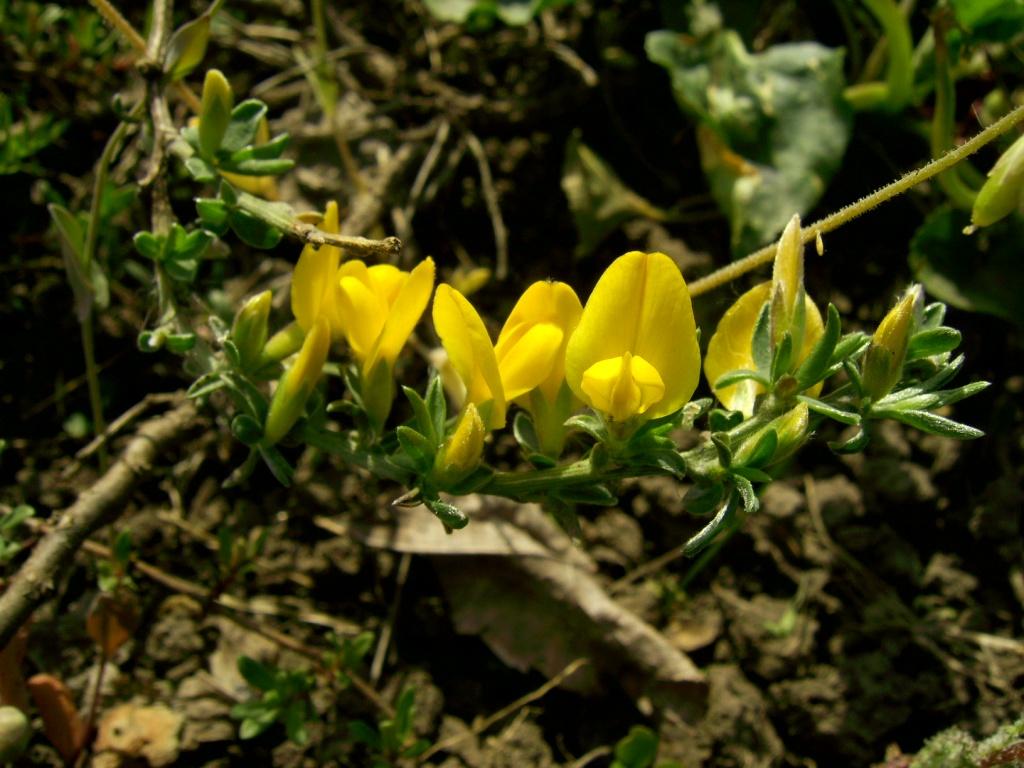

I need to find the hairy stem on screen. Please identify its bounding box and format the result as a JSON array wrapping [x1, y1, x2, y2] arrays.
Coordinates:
[[688, 101, 1024, 298]]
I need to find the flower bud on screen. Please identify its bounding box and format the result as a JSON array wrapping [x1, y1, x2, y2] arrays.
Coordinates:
[[861, 285, 922, 401], [231, 290, 272, 371], [198, 69, 234, 158], [972, 133, 1024, 228], [264, 316, 330, 445], [433, 404, 485, 487], [733, 402, 810, 468], [770, 214, 806, 348]]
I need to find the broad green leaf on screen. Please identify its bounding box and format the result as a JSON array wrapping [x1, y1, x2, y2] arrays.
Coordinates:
[[910, 207, 1024, 327], [228, 209, 283, 249], [614, 724, 659, 768], [561, 131, 668, 256], [949, 0, 1024, 42], [165, 15, 210, 81], [646, 29, 851, 255]]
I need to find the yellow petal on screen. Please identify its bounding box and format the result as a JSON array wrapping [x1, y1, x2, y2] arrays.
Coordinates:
[[565, 252, 699, 419], [434, 403, 486, 484], [336, 260, 388, 360], [368, 264, 407, 308], [431, 285, 506, 429], [367, 258, 435, 372], [581, 351, 665, 422], [704, 282, 825, 415], [771, 214, 804, 337], [497, 322, 563, 401], [496, 281, 582, 403], [290, 202, 343, 334], [264, 316, 330, 445]]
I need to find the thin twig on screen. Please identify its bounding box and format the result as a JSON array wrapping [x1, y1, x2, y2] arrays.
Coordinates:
[[369, 552, 411, 685], [0, 400, 198, 648], [466, 131, 509, 280], [688, 101, 1024, 298], [418, 657, 589, 763], [72, 392, 181, 465]]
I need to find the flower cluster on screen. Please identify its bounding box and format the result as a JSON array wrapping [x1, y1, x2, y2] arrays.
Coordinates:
[[219, 202, 984, 537]]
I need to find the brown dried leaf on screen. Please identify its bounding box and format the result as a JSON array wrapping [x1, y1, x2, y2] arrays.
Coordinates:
[[87, 591, 139, 657], [26, 673, 87, 762], [356, 497, 707, 719], [0, 624, 30, 712]]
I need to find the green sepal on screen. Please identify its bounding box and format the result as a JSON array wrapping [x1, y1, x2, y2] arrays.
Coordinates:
[[565, 412, 608, 442], [751, 300, 773, 376], [770, 332, 793, 382], [794, 303, 841, 389], [395, 426, 434, 472], [402, 385, 439, 448]]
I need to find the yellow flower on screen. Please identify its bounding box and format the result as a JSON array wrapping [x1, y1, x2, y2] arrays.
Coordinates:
[[494, 280, 582, 456], [264, 316, 330, 445], [704, 216, 824, 415], [230, 290, 272, 372], [290, 201, 345, 338], [565, 251, 700, 423], [432, 285, 507, 430], [335, 257, 435, 429], [495, 281, 582, 404]]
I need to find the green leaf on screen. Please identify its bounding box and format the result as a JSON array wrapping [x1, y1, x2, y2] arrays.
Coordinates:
[[402, 385, 439, 448], [112, 530, 133, 567], [196, 197, 230, 235], [283, 701, 309, 745], [425, 376, 447, 441], [185, 156, 218, 182], [684, 492, 738, 556], [221, 100, 269, 154], [564, 412, 608, 441], [770, 332, 793, 383], [949, 0, 1024, 41], [874, 409, 985, 439], [132, 231, 164, 261], [348, 720, 382, 749], [0, 505, 34, 532], [829, 427, 870, 454], [733, 474, 760, 513], [906, 327, 961, 361], [797, 395, 861, 425], [910, 207, 1024, 327], [221, 156, 294, 176], [395, 687, 416, 740], [736, 428, 777, 469], [708, 408, 743, 433], [228, 209, 283, 249], [238, 656, 277, 691], [164, 15, 210, 81], [614, 725, 659, 768], [258, 443, 294, 486], [646, 29, 851, 255], [238, 712, 275, 740], [683, 483, 723, 516]]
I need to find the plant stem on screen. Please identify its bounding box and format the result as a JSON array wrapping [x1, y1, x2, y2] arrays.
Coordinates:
[[80, 317, 108, 470], [844, 0, 914, 111], [931, 16, 980, 209], [687, 100, 1024, 298], [89, 0, 147, 52]]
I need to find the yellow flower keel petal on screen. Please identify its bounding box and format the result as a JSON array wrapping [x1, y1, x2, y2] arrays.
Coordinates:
[[581, 352, 665, 422]]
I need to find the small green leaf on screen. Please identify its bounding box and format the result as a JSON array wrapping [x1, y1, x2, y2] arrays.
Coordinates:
[[185, 156, 218, 182], [238, 655, 277, 691], [132, 231, 164, 261], [112, 530, 133, 567], [770, 332, 793, 382], [228, 209, 283, 249], [614, 725, 659, 768], [708, 408, 743, 433], [554, 484, 618, 506], [684, 493, 738, 556], [164, 15, 210, 81], [196, 197, 230, 235], [683, 483, 723, 516], [875, 409, 984, 439], [906, 327, 961, 361], [221, 100, 269, 154], [794, 303, 841, 389], [713, 369, 769, 390], [797, 395, 861, 425], [425, 376, 447, 440], [221, 157, 294, 176], [512, 410, 539, 452], [829, 428, 870, 454], [396, 426, 434, 470], [564, 413, 608, 441], [284, 701, 309, 745], [348, 720, 382, 749], [733, 474, 760, 513], [751, 301, 772, 376]]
